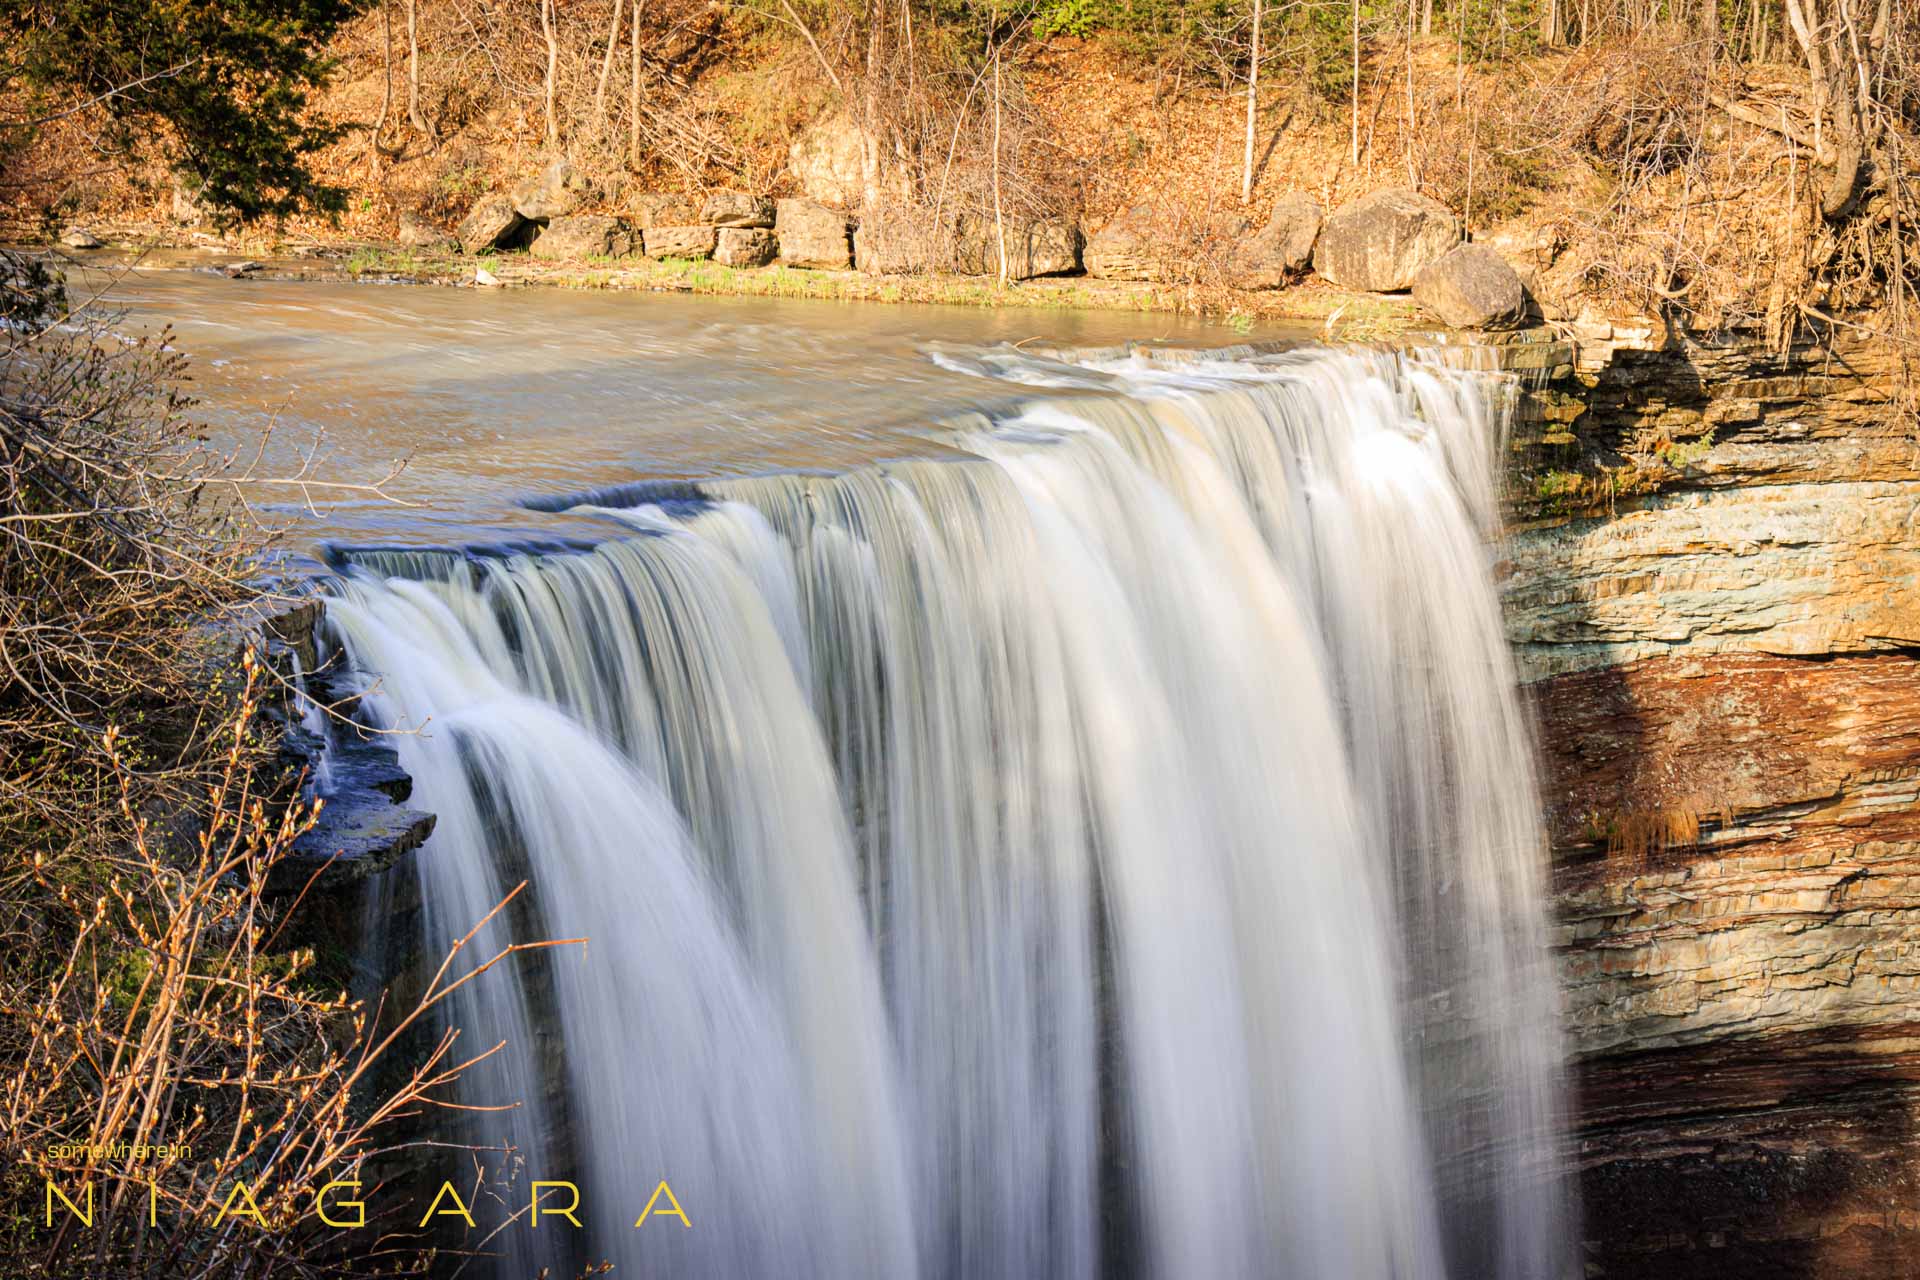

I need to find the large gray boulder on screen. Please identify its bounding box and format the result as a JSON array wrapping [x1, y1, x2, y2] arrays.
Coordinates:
[[457, 194, 526, 254], [715, 227, 777, 267], [511, 158, 588, 222], [700, 191, 775, 228], [1229, 193, 1322, 288], [1312, 187, 1461, 292], [643, 225, 717, 259], [627, 193, 701, 229], [775, 198, 852, 270], [60, 227, 103, 250], [1412, 243, 1528, 329], [957, 215, 1081, 279], [1084, 204, 1168, 281], [530, 215, 634, 261]]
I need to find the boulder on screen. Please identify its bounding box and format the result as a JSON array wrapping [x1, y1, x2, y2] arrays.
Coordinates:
[[715, 227, 777, 267], [530, 214, 634, 260], [1228, 193, 1322, 288], [1412, 243, 1529, 329], [510, 158, 588, 222], [700, 191, 775, 228], [1084, 204, 1169, 281], [643, 225, 717, 260], [474, 266, 503, 287], [396, 215, 456, 252], [59, 227, 102, 250], [1312, 187, 1461, 292], [788, 113, 869, 208], [957, 215, 1081, 279], [775, 198, 852, 270], [457, 194, 527, 254], [627, 192, 701, 229]]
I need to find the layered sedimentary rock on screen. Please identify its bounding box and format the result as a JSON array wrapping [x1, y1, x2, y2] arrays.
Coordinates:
[[1498, 324, 1920, 1277]]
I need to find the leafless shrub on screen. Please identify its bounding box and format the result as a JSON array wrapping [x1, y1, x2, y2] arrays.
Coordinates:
[[0, 257, 530, 1276]]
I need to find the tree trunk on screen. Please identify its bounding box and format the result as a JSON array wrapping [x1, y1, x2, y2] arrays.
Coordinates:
[[368, 0, 394, 170], [992, 44, 1008, 286], [629, 0, 642, 165], [540, 0, 560, 149], [406, 0, 436, 147], [594, 0, 626, 129], [1782, 0, 1867, 215], [1350, 0, 1361, 165], [1242, 0, 1261, 204]]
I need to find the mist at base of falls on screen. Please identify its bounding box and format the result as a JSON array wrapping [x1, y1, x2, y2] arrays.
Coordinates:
[[321, 345, 1575, 1279]]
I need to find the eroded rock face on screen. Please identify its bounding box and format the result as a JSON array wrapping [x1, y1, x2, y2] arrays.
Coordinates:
[[700, 190, 775, 228], [715, 226, 777, 267], [788, 113, 869, 208], [397, 215, 456, 251], [1226, 193, 1322, 289], [457, 194, 526, 254], [1505, 480, 1920, 676], [530, 214, 633, 260], [1085, 203, 1168, 280], [1499, 324, 1920, 1277], [956, 215, 1081, 279], [852, 205, 932, 275], [1413, 243, 1527, 328], [642, 225, 716, 259], [1534, 648, 1920, 1276], [775, 198, 852, 270], [1313, 187, 1461, 291], [511, 158, 588, 221], [626, 192, 701, 229]]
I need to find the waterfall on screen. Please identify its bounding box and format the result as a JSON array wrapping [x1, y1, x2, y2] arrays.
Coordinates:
[[321, 345, 1573, 1279]]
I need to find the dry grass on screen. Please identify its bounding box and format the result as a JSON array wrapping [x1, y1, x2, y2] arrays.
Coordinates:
[[1605, 796, 1733, 867]]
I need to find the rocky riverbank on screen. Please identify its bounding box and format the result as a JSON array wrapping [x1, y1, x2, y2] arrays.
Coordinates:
[[54, 161, 1544, 334]]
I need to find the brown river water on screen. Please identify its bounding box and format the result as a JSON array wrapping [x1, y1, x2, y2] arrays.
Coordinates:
[[97, 264, 1303, 557]]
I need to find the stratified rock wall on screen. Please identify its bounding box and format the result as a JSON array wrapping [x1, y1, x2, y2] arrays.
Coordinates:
[[1498, 323, 1920, 1277]]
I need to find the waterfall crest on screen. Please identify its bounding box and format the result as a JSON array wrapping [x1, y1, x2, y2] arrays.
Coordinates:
[[323, 346, 1573, 1279]]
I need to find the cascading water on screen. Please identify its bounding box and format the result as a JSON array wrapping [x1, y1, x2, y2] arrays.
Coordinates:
[[321, 344, 1574, 1278]]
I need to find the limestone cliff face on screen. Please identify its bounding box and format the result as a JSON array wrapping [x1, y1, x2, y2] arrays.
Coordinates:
[[1496, 325, 1920, 1277]]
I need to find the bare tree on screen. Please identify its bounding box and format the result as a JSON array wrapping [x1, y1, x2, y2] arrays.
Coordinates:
[[367, 0, 395, 170], [992, 41, 1008, 284], [1781, 0, 1880, 215], [1242, 0, 1262, 203], [1351, 0, 1362, 164], [593, 0, 626, 130], [630, 0, 643, 165], [539, 0, 560, 149], [406, 0, 438, 147]]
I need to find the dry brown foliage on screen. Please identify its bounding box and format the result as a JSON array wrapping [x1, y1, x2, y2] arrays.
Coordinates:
[[0, 259, 547, 1276]]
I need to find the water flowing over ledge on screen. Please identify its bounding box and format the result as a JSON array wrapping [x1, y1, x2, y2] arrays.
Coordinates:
[[313, 345, 1574, 1278]]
